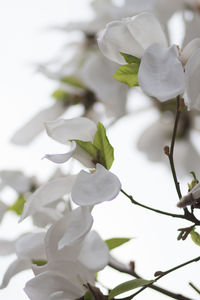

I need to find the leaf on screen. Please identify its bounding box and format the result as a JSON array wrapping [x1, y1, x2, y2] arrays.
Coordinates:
[[190, 228, 200, 246], [8, 195, 26, 216], [93, 122, 114, 170], [32, 259, 47, 266], [113, 64, 139, 87], [51, 89, 68, 101], [61, 76, 86, 90], [120, 52, 141, 65], [105, 238, 132, 250], [108, 279, 154, 300], [74, 140, 101, 163]]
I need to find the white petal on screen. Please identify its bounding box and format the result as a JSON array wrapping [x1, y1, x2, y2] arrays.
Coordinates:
[[73, 144, 96, 168], [0, 170, 32, 193], [181, 38, 200, 65], [98, 20, 143, 64], [71, 164, 121, 206], [11, 102, 64, 145], [126, 12, 168, 52], [58, 207, 93, 249], [138, 44, 184, 101], [0, 239, 16, 256], [15, 233, 46, 260], [20, 175, 76, 221], [45, 117, 97, 144], [78, 231, 109, 271], [185, 49, 200, 110], [24, 271, 83, 300], [45, 207, 93, 260], [0, 201, 8, 223], [43, 141, 76, 164], [0, 258, 31, 289]]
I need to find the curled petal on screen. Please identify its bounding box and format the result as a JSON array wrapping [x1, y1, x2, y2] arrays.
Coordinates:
[[45, 207, 93, 260], [0, 258, 31, 289], [11, 102, 64, 145], [78, 231, 109, 271], [138, 44, 184, 101], [71, 164, 121, 206], [45, 117, 97, 144], [20, 175, 76, 221], [185, 49, 200, 110], [43, 141, 76, 164]]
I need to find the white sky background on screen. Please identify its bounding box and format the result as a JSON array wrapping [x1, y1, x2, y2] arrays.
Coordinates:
[[0, 1, 199, 299]]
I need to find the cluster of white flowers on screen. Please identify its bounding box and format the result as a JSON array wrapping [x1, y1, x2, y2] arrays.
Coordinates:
[[2, 0, 200, 299]]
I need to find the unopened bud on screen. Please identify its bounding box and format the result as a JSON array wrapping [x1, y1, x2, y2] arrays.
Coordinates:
[[163, 146, 170, 156], [154, 271, 164, 277]]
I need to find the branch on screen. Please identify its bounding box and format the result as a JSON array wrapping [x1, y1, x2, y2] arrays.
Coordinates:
[[131, 255, 200, 299], [109, 257, 192, 300], [120, 189, 185, 220]]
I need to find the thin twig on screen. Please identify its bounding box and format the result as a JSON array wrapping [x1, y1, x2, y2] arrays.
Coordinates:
[[121, 189, 185, 219], [131, 255, 200, 299], [109, 258, 192, 300]]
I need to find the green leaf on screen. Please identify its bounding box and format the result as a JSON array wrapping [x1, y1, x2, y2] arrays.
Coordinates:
[[120, 52, 141, 65], [74, 140, 101, 164], [8, 195, 26, 216], [93, 122, 114, 170], [51, 89, 68, 101], [61, 76, 86, 90], [113, 64, 139, 87], [190, 228, 200, 246], [32, 259, 47, 266], [108, 279, 154, 300], [105, 238, 132, 250], [188, 171, 199, 191]]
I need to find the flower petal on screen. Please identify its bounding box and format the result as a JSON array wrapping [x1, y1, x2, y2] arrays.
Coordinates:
[[15, 233, 46, 260], [24, 271, 84, 300], [126, 12, 168, 51], [181, 38, 200, 65], [0, 239, 16, 256], [78, 231, 109, 271], [138, 44, 184, 101], [185, 49, 200, 110], [20, 175, 76, 221], [0, 170, 32, 193], [71, 164, 121, 206], [11, 102, 64, 145], [98, 20, 143, 64], [43, 141, 76, 164], [45, 117, 97, 144], [0, 258, 31, 289]]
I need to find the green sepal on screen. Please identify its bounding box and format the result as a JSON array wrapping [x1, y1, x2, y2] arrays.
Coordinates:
[[120, 52, 141, 65], [8, 195, 26, 216], [93, 122, 114, 170], [190, 228, 200, 246], [32, 259, 47, 266], [74, 140, 103, 165], [188, 172, 199, 191], [105, 238, 132, 250], [61, 76, 86, 90], [73, 122, 114, 170], [108, 279, 154, 300], [113, 64, 139, 87], [51, 89, 68, 101]]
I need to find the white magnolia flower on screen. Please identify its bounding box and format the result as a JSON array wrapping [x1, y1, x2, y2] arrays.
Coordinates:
[[98, 12, 200, 109]]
